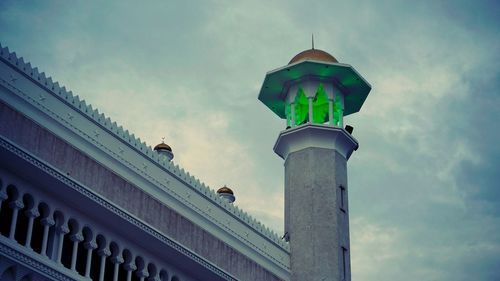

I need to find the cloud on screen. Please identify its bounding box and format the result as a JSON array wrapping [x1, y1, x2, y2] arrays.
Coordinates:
[[1, 0, 499, 280]]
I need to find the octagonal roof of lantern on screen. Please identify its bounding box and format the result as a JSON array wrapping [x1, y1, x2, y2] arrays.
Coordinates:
[[258, 49, 372, 119]]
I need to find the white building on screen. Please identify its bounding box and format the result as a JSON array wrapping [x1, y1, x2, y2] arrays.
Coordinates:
[[0, 42, 370, 281]]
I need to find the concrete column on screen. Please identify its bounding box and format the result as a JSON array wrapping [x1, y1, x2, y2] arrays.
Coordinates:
[[40, 217, 55, 257], [69, 233, 84, 271], [286, 148, 350, 281], [124, 263, 137, 281], [24, 208, 40, 248], [137, 269, 149, 281], [8, 199, 23, 239], [274, 125, 358, 281], [308, 97, 313, 123], [339, 93, 345, 128], [291, 103, 296, 127], [98, 248, 111, 281], [56, 224, 69, 263], [84, 240, 98, 278], [111, 255, 124, 281], [328, 99, 334, 126]]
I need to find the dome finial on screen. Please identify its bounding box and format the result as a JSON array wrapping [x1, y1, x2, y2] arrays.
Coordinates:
[[217, 185, 235, 203], [312, 33, 315, 50], [154, 138, 173, 161]]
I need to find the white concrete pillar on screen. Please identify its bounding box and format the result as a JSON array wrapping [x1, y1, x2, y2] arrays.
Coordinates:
[[137, 269, 149, 281], [111, 255, 124, 281], [124, 263, 137, 281], [339, 93, 345, 128], [24, 208, 40, 248], [83, 240, 98, 278], [328, 99, 334, 126], [8, 199, 23, 240], [291, 102, 296, 127], [69, 233, 84, 271], [308, 97, 313, 123], [56, 224, 69, 263], [274, 125, 358, 281], [98, 248, 111, 281], [40, 217, 55, 257]]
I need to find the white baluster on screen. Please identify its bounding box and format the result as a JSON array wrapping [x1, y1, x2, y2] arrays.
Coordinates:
[[124, 262, 137, 281], [8, 199, 24, 240], [137, 269, 149, 281], [24, 208, 40, 248], [308, 97, 313, 123], [56, 224, 70, 263], [83, 240, 98, 278], [328, 99, 334, 126], [69, 233, 84, 271], [111, 255, 124, 281], [98, 248, 111, 281], [40, 217, 55, 256]]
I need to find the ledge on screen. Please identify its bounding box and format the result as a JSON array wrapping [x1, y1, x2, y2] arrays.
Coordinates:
[[274, 124, 358, 161]]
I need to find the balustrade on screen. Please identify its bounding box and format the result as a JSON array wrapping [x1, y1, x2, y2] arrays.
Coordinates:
[[0, 176, 180, 281]]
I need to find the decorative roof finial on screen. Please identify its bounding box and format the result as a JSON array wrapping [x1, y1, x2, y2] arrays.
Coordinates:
[[154, 138, 173, 161], [312, 33, 315, 50], [217, 185, 235, 203]]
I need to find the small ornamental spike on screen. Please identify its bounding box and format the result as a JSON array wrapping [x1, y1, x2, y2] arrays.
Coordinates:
[[312, 33, 314, 50]]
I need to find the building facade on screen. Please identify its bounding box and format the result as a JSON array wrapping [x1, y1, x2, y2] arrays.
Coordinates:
[[0, 43, 370, 281], [0, 44, 289, 281]]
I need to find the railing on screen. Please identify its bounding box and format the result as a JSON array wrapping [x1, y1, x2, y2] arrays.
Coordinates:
[[0, 174, 181, 281]]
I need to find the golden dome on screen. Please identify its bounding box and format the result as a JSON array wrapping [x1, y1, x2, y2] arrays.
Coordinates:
[[217, 186, 234, 195], [289, 48, 338, 64], [154, 142, 172, 152]]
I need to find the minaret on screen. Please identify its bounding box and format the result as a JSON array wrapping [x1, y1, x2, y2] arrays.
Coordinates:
[[258, 47, 371, 281]]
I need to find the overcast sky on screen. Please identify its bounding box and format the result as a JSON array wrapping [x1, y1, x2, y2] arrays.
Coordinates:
[[1, 1, 499, 280]]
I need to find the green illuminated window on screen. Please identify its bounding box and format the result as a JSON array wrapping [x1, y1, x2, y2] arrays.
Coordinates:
[[294, 87, 308, 125], [284, 83, 343, 126]]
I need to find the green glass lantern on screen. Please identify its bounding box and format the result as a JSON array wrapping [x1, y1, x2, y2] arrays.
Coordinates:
[[258, 48, 371, 130]]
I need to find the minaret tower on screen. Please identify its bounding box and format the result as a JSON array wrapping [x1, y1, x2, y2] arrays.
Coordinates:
[[258, 47, 371, 281]]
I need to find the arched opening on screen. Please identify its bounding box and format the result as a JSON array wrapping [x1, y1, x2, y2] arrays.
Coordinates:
[[132, 256, 144, 281], [147, 263, 157, 281], [171, 276, 180, 281], [14, 193, 33, 245], [105, 242, 120, 281], [31, 202, 49, 254], [293, 87, 309, 125], [119, 249, 133, 281], [0, 265, 16, 281], [77, 227, 93, 276], [62, 219, 79, 269], [90, 234, 106, 281], [47, 211, 65, 260], [0, 185, 18, 237], [312, 83, 329, 124], [159, 270, 169, 281]]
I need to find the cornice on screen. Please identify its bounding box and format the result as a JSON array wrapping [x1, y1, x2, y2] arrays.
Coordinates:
[[0, 136, 237, 281], [0, 43, 290, 279]]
